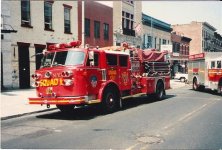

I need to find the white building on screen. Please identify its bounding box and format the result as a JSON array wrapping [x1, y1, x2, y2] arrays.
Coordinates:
[[1, 0, 78, 89], [113, 1, 142, 48], [142, 13, 172, 50], [1, 0, 15, 90]]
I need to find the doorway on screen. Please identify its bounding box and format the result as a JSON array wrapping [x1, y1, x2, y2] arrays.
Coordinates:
[[18, 43, 30, 89], [1, 52, 3, 90]]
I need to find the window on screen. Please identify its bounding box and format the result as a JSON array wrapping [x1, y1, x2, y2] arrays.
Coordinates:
[[86, 53, 99, 66], [147, 36, 152, 48], [44, 1, 53, 30], [21, 0, 31, 26], [126, 19, 130, 29], [155, 38, 157, 48], [41, 51, 85, 68], [176, 43, 180, 52], [85, 18, 90, 37], [116, 43, 121, 46], [119, 55, 128, 67], [106, 54, 117, 66], [64, 7, 71, 33], [94, 21, 100, 38], [104, 23, 109, 40], [211, 61, 215, 69], [122, 11, 134, 30], [162, 39, 166, 45], [159, 38, 161, 50], [217, 61, 221, 69]]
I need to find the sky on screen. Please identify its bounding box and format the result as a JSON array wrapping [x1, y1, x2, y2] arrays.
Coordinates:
[[97, 1, 222, 34]]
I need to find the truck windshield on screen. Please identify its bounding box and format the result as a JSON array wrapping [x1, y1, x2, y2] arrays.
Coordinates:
[[41, 51, 85, 68]]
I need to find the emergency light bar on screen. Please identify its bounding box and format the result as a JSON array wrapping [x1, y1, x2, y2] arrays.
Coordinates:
[[47, 40, 82, 51]]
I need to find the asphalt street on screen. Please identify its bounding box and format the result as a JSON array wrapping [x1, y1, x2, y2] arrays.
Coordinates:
[[1, 85, 222, 149]]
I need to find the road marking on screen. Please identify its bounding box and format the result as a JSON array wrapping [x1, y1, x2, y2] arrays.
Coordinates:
[[162, 100, 216, 133], [126, 98, 219, 150], [126, 143, 139, 150], [178, 104, 207, 122]]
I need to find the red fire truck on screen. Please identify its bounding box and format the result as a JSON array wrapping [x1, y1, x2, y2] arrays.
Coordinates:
[[188, 52, 222, 94], [29, 41, 171, 113]]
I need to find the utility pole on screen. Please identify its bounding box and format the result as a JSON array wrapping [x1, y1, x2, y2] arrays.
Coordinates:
[[81, 1, 85, 48], [151, 16, 153, 48]]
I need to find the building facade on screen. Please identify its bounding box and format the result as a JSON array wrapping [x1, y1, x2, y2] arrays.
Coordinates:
[[214, 32, 222, 52], [113, 1, 142, 48], [173, 21, 222, 55], [1, 0, 78, 89], [78, 1, 113, 47], [170, 32, 191, 76], [142, 13, 172, 50], [1, 0, 15, 90]]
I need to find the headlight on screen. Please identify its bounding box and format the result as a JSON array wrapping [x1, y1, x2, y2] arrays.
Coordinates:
[[62, 79, 73, 86], [31, 73, 41, 80], [62, 70, 73, 77], [45, 71, 52, 78]]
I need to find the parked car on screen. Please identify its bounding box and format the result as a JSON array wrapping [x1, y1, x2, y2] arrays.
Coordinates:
[[174, 72, 188, 82]]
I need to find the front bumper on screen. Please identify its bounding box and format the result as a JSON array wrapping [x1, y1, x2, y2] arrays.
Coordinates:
[[29, 96, 100, 105]]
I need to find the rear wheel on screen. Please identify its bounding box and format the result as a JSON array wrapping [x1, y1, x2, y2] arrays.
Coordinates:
[[56, 105, 75, 113], [155, 81, 165, 100], [193, 78, 198, 90], [102, 86, 119, 113], [218, 80, 222, 95]]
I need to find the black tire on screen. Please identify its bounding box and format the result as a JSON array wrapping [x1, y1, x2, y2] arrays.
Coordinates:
[[155, 81, 165, 100], [56, 105, 74, 113], [180, 77, 186, 82], [193, 78, 199, 90], [102, 86, 119, 113], [218, 80, 222, 95]]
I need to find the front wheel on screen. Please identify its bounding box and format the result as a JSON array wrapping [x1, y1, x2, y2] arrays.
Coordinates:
[[102, 87, 119, 113], [193, 78, 198, 90]]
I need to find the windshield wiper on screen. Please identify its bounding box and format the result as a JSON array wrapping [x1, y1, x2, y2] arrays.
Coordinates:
[[31, 53, 43, 58], [52, 64, 64, 66]]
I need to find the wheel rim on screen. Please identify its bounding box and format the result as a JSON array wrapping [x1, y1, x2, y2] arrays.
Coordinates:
[[106, 94, 115, 109], [157, 84, 163, 98]]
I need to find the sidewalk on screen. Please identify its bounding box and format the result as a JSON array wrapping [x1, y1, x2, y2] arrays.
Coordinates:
[[1, 89, 56, 119], [1, 80, 187, 119]]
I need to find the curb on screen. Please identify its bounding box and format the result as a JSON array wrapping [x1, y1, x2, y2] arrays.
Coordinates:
[[1, 108, 57, 121]]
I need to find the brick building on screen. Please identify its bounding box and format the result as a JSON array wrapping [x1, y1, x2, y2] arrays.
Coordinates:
[[78, 1, 113, 47], [173, 21, 222, 55], [170, 32, 191, 76]]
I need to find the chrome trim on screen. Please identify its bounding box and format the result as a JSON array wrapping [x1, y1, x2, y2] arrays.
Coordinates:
[[101, 69, 107, 81]]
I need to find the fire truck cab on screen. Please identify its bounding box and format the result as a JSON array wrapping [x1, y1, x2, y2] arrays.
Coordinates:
[[29, 41, 171, 113], [188, 52, 222, 94]]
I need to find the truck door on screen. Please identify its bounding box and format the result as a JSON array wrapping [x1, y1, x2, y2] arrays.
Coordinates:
[[86, 52, 102, 95], [106, 54, 119, 84], [119, 55, 131, 90]]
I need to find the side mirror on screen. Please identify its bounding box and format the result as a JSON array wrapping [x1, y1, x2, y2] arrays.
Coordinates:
[[89, 51, 94, 60], [89, 51, 94, 66]]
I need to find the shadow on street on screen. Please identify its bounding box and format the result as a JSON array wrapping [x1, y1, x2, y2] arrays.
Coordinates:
[[189, 88, 222, 96], [36, 94, 175, 121]]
